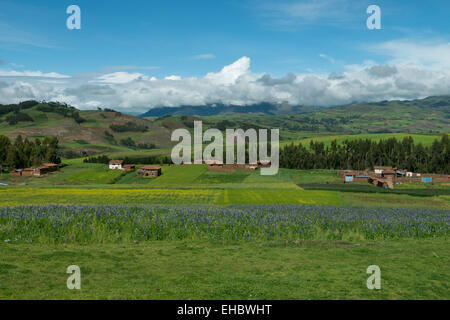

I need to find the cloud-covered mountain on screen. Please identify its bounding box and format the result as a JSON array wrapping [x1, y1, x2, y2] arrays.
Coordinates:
[[1, 40, 450, 113]]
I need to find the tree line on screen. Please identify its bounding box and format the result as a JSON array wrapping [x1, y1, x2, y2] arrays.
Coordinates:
[[0, 135, 61, 170], [280, 135, 449, 174], [84, 154, 171, 165]]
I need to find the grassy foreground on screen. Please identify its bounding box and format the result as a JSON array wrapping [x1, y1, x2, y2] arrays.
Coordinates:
[[0, 239, 448, 300]]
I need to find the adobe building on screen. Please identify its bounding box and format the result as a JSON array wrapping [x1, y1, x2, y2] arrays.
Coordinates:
[[137, 166, 162, 178]]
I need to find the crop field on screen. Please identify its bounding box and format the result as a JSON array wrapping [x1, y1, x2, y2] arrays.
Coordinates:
[[1, 161, 449, 300], [2, 164, 449, 208], [0, 205, 448, 299], [1, 205, 448, 243], [0, 187, 347, 206]]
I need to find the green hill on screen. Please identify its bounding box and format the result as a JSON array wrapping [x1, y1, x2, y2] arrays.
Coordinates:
[[0, 101, 186, 158], [1, 96, 448, 158]]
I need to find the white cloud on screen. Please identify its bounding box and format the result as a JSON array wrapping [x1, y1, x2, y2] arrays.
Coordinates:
[[164, 75, 182, 81], [193, 54, 216, 60], [0, 41, 449, 112], [368, 39, 450, 69], [0, 69, 69, 78], [93, 72, 149, 84], [205, 56, 251, 85]]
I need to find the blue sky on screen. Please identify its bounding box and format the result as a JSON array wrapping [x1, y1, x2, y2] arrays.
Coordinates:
[[0, 0, 449, 111]]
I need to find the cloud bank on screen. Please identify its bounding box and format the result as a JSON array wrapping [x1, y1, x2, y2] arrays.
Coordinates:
[[0, 40, 449, 113]]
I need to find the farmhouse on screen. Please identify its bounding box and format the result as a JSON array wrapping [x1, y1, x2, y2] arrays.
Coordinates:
[[204, 159, 224, 166], [368, 176, 393, 189], [137, 166, 162, 178], [43, 163, 59, 172], [10, 169, 22, 177], [340, 164, 450, 190], [21, 168, 36, 177], [340, 170, 370, 183], [123, 164, 136, 172], [374, 166, 397, 175], [109, 160, 124, 170], [9, 163, 59, 177], [34, 166, 51, 176]]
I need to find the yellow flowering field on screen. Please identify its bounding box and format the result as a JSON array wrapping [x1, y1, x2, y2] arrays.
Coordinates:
[[0, 187, 343, 206]]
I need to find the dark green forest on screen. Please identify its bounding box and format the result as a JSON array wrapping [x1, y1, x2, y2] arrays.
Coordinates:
[[0, 135, 61, 170], [280, 135, 450, 174]]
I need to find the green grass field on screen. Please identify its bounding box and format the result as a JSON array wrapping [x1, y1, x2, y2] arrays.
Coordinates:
[[1, 239, 448, 299]]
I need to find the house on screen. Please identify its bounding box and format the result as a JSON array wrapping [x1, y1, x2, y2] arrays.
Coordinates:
[[374, 166, 397, 175], [9, 163, 58, 177], [137, 166, 162, 178], [34, 166, 51, 176], [123, 164, 136, 172], [368, 176, 394, 189], [43, 163, 58, 172], [421, 176, 432, 183], [381, 169, 396, 178], [340, 170, 370, 183], [396, 170, 406, 177], [21, 168, 36, 177], [10, 169, 22, 177], [204, 160, 224, 166], [109, 160, 124, 170]]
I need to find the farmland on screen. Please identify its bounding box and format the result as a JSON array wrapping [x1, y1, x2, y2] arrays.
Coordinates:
[[1, 205, 448, 243], [0, 205, 448, 299], [1, 163, 449, 208], [1, 98, 449, 300], [0, 163, 449, 299]]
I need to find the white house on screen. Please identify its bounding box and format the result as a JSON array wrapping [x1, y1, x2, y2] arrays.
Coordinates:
[[109, 160, 124, 170], [374, 166, 396, 175]]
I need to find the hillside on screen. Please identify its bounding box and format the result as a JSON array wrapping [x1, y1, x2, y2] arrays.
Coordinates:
[[0, 101, 180, 157], [0, 96, 448, 158]]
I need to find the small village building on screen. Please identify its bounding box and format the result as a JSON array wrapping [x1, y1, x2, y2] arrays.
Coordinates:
[[381, 169, 396, 178], [396, 170, 406, 177], [368, 176, 393, 189], [43, 163, 58, 172], [123, 164, 136, 172], [204, 160, 224, 166], [21, 168, 36, 177], [341, 170, 370, 183], [10, 169, 22, 177], [109, 160, 124, 170], [137, 166, 162, 178], [374, 166, 397, 175], [34, 166, 51, 176], [421, 177, 432, 183]]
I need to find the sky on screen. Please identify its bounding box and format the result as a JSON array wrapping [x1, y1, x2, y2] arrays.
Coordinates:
[[0, 0, 449, 113]]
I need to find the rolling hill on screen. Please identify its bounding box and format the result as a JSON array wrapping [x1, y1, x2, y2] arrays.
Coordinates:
[[0, 96, 448, 158]]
